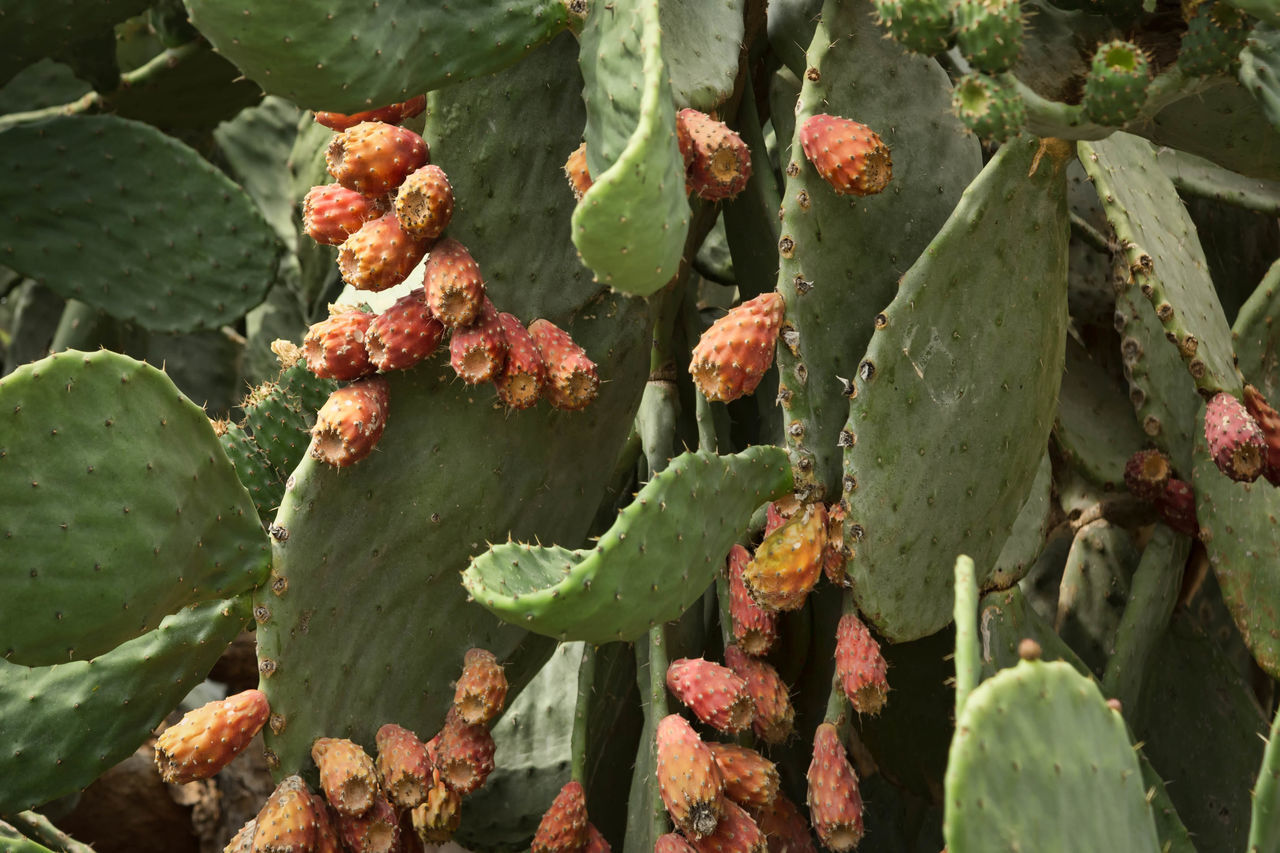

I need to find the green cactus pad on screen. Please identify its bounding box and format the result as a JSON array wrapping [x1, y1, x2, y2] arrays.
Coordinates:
[[1234, 257, 1280, 398], [0, 595, 250, 813], [660, 0, 745, 111], [873, 0, 955, 54], [1055, 520, 1139, 676], [1158, 147, 1280, 217], [1082, 40, 1152, 127], [463, 445, 792, 643], [1054, 338, 1149, 489], [0, 115, 281, 333], [0, 821, 58, 853], [951, 72, 1027, 144], [572, 0, 691, 296], [0, 0, 150, 87], [944, 659, 1161, 851], [241, 380, 313, 483], [1080, 132, 1241, 397], [0, 350, 269, 666], [215, 419, 283, 525], [1251, 701, 1280, 852], [1241, 23, 1280, 138], [952, 0, 1025, 73], [183, 0, 572, 113], [842, 135, 1070, 642], [986, 452, 1052, 590], [977, 586, 1090, 678], [1180, 1, 1252, 77]]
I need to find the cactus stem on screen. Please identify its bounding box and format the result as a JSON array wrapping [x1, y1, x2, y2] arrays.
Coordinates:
[[643, 625, 672, 838], [571, 643, 596, 785], [1012, 67, 1213, 141]]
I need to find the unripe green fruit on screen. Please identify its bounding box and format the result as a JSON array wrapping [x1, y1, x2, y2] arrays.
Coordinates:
[[873, 0, 955, 55], [951, 72, 1026, 143], [1179, 0, 1252, 76], [953, 0, 1024, 73], [1082, 40, 1152, 127]]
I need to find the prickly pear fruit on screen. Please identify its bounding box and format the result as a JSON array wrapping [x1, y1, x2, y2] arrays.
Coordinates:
[[754, 792, 816, 853], [226, 817, 255, 853], [799, 114, 892, 197], [528, 319, 600, 411], [395, 165, 454, 242], [1155, 478, 1199, 538], [728, 544, 778, 656], [375, 724, 432, 811], [676, 108, 753, 201], [326, 121, 429, 194], [423, 237, 486, 327], [454, 647, 509, 726], [564, 142, 593, 200], [434, 708, 496, 795], [666, 657, 756, 734], [1180, 0, 1252, 76], [309, 792, 342, 853], [584, 823, 610, 853], [656, 834, 698, 853], [1124, 448, 1172, 502], [303, 183, 383, 246], [952, 72, 1026, 143], [314, 95, 426, 131], [741, 502, 827, 611], [689, 292, 785, 403], [689, 799, 766, 853], [1204, 391, 1267, 482], [531, 780, 589, 853], [154, 689, 269, 784], [365, 289, 444, 372], [763, 497, 797, 537], [824, 503, 849, 586], [723, 645, 795, 744], [252, 775, 320, 853], [410, 769, 461, 843], [953, 0, 1024, 73], [655, 714, 725, 840], [449, 298, 509, 385], [334, 795, 399, 853], [835, 612, 890, 715], [338, 214, 428, 292], [1243, 385, 1280, 485], [1082, 40, 1152, 126], [310, 376, 390, 468], [303, 308, 375, 380], [495, 312, 548, 410], [872, 0, 954, 54], [806, 724, 864, 851], [707, 744, 780, 810], [311, 737, 379, 816]]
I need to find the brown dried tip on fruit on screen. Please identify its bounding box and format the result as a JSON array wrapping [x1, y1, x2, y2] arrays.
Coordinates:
[[1123, 448, 1172, 502], [723, 645, 795, 745], [395, 164, 454, 241], [454, 648, 509, 725], [411, 768, 462, 843], [742, 502, 828, 612], [495, 312, 548, 410], [423, 237, 486, 327], [666, 657, 756, 734], [365, 288, 444, 373], [835, 611, 890, 715], [335, 795, 399, 853], [253, 775, 321, 853], [449, 298, 509, 385], [690, 292, 786, 403], [326, 121, 429, 194], [799, 113, 893, 196], [338, 214, 429, 292], [676, 108, 753, 201], [688, 799, 767, 853], [434, 707, 497, 795], [375, 723, 432, 810], [528, 319, 600, 411], [708, 743, 780, 810], [1244, 384, 1280, 485], [531, 780, 590, 853], [564, 142, 594, 200], [807, 723, 865, 851], [655, 714, 725, 839], [314, 95, 426, 131], [154, 689, 269, 784], [303, 183, 383, 246], [753, 792, 816, 853], [311, 737, 379, 816], [310, 377, 391, 468], [728, 544, 778, 656], [303, 308, 375, 380]]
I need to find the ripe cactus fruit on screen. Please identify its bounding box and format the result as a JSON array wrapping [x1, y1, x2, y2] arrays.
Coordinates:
[[531, 780, 589, 853], [303, 308, 375, 380], [753, 793, 816, 853], [153, 688, 269, 784], [656, 834, 698, 853], [1082, 40, 1152, 126], [338, 214, 429, 292], [688, 799, 766, 853], [798, 114, 893, 197], [449, 298, 509, 385], [423, 237, 486, 327], [1204, 391, 1267, 482], [666, 657, 756, 734], [310, 376, 390, 468], [728, 544, 778, 656], [953, 0, 1024, 73], [303, 183, 383, 246], [1243, 385, 1280, 485], [741, 502, 827, 611], [434, 708, 497, 795], [564, 142, 594, 200], [835, 612, 890, 715], [707, 743, 780, 809], [410, 769, 462, 843], [1179, 0, 1251, 76], [806, 724, 865, 851], [326, 121, 429, 194], [763, 498, 797, 537], [375, 723, 432, 810], [528, 319, 600, 410], [309, 792, 342, 853], [226, 817, 255, 853], [951, 72, 1026, 143], [394, 165, 454, 242], [335, 795, 399, 853], [723, 645, 795, 744], [252, 775, 320, 853], [495, 312, 549, 410], [584, 823, 610, 853], [824, 503, 849, 586], [689, 292, 785, 403], [872, 0, 954, 54], [314, 95, 426, 131], [1123, 448, 1172, 502], [365, 289, 444, 373], [311, 737, 379, 816], [453, 647, 509, 725], [655, 714, 725, 839], [1155, 478, 1200, 538], [676, 108, 753, 201]]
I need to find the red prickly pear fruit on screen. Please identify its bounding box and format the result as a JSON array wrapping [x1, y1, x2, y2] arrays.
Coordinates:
[[799, 114, 893, 197], [688, 799, 767, 853], [310, 377, 390, 468], [365, 288, 444, 372], [806, 724, 864, 851], [728, 544, 778, 656], [303, 183, 383, 246], [314, 95, 426, 131], [835, 612, 890, 715], [495, 312, 549, 410], [311, 737, 379, 816], [410, 768, 462, 843], [531, 780, 590, 853], [449, 298, 509, 385], [394, 164, 454, 241], [676, 108, 753, 201], [528, 318, 600, 411], [375, 723, 432, 811], [564, 142, 594, 200], [707, 743, 780, 810], [723, 645, 795, 745], [655, 714, 725, 840], [1155, 478, 1199, 538], [741, 503, 827, 611], [252, 775, 320, 853], [153, 689, 269, 784], [689, 292, 785, 403], [435, 707, 497, 795], [303, 308, 375, 380], [335, 795, 399, 853], [423, 237, 486, 327], [824, 503, 849, 586], [755, 792, 816, 853], [666, 657, 756, 735], [454, 647, 509, 725], [226, 817, 256, 853], [326, 121, 429, 194], [763, 497, 798, 537], [310, 793, 342, 853], [338, 214, 429, 292], [1204, 391, 1266, 482], [1124, 448, 1172, 502], [656, 834, 698, 853], [584, 823, 611, 853], [1244, 384, 1280, 485]]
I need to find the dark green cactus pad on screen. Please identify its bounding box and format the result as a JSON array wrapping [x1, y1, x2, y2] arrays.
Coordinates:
[[1233, 257, 1280, 398], [573, 0, 690, 296], [1055, 520, 1139, 676], [0, 0, 150, 87], [944, 659, 1161, 850], [776, 0, 981, 497], [1241, 23, 1280, 137], [108, 43, 263, 133], [0, 595, 250, 812], [183, 0, 572, 112], [0, 115, 281, 333], [215, 419, 283, 524], [212, 96, 303, 248], [986, 451, 1052, 590], [0, 59, 88, 115], [0, 350, 269, 666], [977, 586, 1090, 678], [463, 445, 792, 643], [1054, 337, 1149, 489], [1159, 147, 1280, 218], [660, 0, 744, 111], [842, 135, 1070, 642]]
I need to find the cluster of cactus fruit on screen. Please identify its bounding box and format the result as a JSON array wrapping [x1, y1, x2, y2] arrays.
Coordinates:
[[3, 0, 1280, 851]]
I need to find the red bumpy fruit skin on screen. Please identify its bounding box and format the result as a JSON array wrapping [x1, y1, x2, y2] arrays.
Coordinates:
[[365, 288, 444, 372], [335, 795, 399, 853], [689, 799, 767, 853], [676, 108, 753, 201], [310, 376, 391, 468], [655, 714, 725, 840], [656, 834, 699, 853], [326, 121, 429, 194], [454, 648, 509, 725], [741, 503, 827, 612], [309, 792, 342, 853], [564, 142, 594, 200], [824, 503, 849, 586], [707, 744, 780, 810], [449, 298, 509, 385], [666, 658, 756, 735], [584, 823, 611, 853], [303, 183, 383, 246], [690, 292, 785, 403], [434, 707, 497, 795], [763, 498, 796, 537], [410, 768, 462, 842], [754, 792, 816, 853], [252, 775, 320, 853], [1155, 478, 1199, 538], [395, 164, 454, 242], [495, 312, 549, 410], [723, 645, 795, 745], [375, 723, 432, 811], [807, 724, 864, 851], [423, 237, 486, 327], [835, 611, 890, 715], [728, 544, 778, 656], [314, 95, 426, 131], [1124, 448, 1173, 502], [531, 780, 590, 853], [799, 113, 893, 197], [153, 689, 269, 784], [1244, 384, 1280, 485], [311, 737, 379, 817], [303, 308, 375, 380], [528, 319, 600, 411], [338, 213, 429, 292], [1204, 391, 1267, 482]]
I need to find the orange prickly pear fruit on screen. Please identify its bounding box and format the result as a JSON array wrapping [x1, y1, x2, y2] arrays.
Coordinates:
[[656, 833, 698, 853], [314, 95, 426, 131], [365, 288, 444, 373], [303, 183, 383, 246], [226, 817, 256, 853], [495, 312, 549, 410], [302, 307, 375, 380], [799, 114, 893, 196], [528, 319, 600, 411], [326, 121, 429, 194], [723, 645, 795, 745], [655, 714, 725, 840], [676, 108, 753, 201], [338, 213, 428, 292], [411, 768, 462, 843], [252, 775, 320, 853], [707, 743, 780, 810], [312, 737, 379, 816], [449, 298, 509, 385], [375, 723, 432, 810], [728, 544, 777, 656], [394, 164, 454, 241], [584, 823, 611, 852], [835, 612, 890, 715], [454, 647, 509, 726], [308, 792, 342, 853], [666, 657, 755, 735], [154, 689, 269, 783], [335, 795, 399, 853], [689, 293, 785, 403], [564, 142, 593, 200], [688, 799, 767, 853], [763, 498, 796, 538], [310, 376, 390, 468], [806, 724, 864, 851], [434, 707, 496, 795], [531, 780, 590, 853], [823, 503, 849, 586], [423, 237, 486, 328], [754, 792, 816, 853], [741, 503, 827, 611]]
